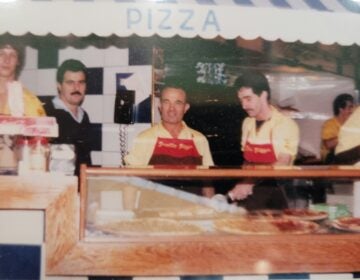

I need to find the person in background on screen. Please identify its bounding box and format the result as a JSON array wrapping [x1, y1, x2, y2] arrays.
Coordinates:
[[43, 59, 92, 175], [0, 39, 45, 117], [124, 82, 215, 197], [228, 70, 300, 210], [334, 106, 360, 165], [0, 39, 46, 169], [321, 93, 354, 164]]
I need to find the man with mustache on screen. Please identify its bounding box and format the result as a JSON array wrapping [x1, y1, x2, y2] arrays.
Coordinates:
[[44, 59, 91, 175], [228, 70, 299, 210]]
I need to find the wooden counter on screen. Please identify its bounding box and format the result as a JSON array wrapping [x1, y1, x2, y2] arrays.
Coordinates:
[[2, 166, 360, 277], [0, 173, 78, 275]]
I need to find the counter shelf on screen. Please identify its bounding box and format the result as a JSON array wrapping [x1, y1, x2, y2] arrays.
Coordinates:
[[68, 165, 360, 276]]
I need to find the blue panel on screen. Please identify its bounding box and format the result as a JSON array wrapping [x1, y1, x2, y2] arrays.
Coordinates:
[[89, 276, 133, 280], [338, 0, 360, 13], [0, 244, 41, 280], [269, 273, 310, 279], [233, 0, 254, 6], [196, 0, 216, 5], [181, 276, 223, 280], [303, 0, 331, 11], [86, 67, 104, 95], [270, 0, 291, 9], [89, 123, 102, 151], [135, 96, 151, 123]]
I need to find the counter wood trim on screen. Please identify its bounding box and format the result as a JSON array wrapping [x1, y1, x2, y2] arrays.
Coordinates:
[[49, 234, 360, 275], [84, 166, 360, 179]]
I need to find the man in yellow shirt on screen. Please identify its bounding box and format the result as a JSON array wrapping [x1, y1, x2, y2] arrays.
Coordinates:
[[0, 39, 45, 169], [0, 39, 45, 116], [228, 71, 299, 210], [125, 83, 214, 197], [321, 93, 354, 163]]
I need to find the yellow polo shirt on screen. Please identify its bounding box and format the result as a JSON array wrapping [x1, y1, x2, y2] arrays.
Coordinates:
[[0, 87, 46, 117], [321, 117, 340, 161], [241, 106, 299, 164], [125, 122, 214, 167]]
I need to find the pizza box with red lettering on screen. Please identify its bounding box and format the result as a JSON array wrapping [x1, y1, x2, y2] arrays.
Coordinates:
[[0, 115, 58, 137]]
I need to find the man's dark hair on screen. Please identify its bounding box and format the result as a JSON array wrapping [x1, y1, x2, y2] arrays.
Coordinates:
[[56, 59, 87, 83], [0, 38, 25, 78], [233, 70, 271, 100], [333, 93, 354, 116]]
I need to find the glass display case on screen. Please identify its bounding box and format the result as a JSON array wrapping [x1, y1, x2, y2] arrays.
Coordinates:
[[34, 166, 360, 276], [72, 165, 360, 276], [81, 166, 360, 240]]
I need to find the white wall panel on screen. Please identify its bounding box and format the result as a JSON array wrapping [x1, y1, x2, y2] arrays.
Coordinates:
[[102, 94, 116, 123], [101, 151, 122, 167], [102, 123, 121, 152], [79, 46, 105, 68], [82, 95, 104, 124], [23, 46, 38, 70], [0, 210, 44, 244], [91, 151, 103, 166], [104, 46, 129, 67], [19, 69, 39, 94], [37, 69, 57, 96], [58, 47, 83, 66]]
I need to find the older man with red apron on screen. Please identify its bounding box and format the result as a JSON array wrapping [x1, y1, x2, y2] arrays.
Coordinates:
[[148, 137, 202, 166], [125, 85, 214, 197]]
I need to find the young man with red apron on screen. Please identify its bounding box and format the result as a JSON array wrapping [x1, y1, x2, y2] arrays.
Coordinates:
[[229, 71, 299, 210]]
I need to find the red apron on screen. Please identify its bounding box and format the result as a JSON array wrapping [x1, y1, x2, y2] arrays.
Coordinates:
[[149, 137, 203, 195], [243, 140, 277, 164], [149, 137, 202, 166], [241, 131, 288, 210]]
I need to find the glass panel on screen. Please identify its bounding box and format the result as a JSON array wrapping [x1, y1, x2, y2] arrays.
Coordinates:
[[83, 171, 358, 240]]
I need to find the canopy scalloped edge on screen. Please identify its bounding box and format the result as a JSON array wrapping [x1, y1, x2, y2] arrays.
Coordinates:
[[1, 2, 360, 46]]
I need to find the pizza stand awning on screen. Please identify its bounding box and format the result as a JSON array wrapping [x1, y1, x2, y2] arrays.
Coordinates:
[[1, 0, 360, 46]]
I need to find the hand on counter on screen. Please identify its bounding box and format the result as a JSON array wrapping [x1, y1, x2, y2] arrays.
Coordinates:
[[228, 182, 254, 201]]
